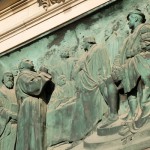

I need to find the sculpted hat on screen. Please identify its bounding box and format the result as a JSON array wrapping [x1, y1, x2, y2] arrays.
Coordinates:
[[83, 37, 96, 44], [127, 9, 146, 23]]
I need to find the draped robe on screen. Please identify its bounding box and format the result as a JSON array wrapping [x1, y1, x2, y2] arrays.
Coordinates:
[[0, 86, 17, 150], [15, 70, 52, 150], [71, 44, 111, 139], [113, 23, 150, 93]]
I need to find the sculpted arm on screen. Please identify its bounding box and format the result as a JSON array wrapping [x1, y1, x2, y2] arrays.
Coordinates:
[[0, 100, 17, 121], [0, 100, 10, 121], [72, 54, 87, 78]]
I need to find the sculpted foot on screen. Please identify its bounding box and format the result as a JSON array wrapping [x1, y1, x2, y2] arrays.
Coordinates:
[[100, 113, 119, 128]]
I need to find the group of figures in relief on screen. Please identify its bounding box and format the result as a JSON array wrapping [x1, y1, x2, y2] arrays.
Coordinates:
[[0, 60, 53, 150], [0, 8, 150, 150]]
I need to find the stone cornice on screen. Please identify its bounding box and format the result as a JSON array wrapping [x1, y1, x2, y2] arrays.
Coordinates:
[[0, 0, 36, 21], [0, 0, 85, 42], [0, 0, 117, 56]]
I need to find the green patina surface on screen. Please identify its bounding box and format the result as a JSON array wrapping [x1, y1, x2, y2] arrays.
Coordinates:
[[0, 0, 150, 149]]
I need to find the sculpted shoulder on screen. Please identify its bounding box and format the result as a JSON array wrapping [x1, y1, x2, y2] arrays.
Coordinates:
[[140, 23, 150, 33]]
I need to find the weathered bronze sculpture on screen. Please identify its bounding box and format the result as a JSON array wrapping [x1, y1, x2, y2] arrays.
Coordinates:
[[48, 74, 75, 110], [146, 4, 150, 22], [100, 9, 150, 132], [0, 72, 18, 150], [73, 36, 110, 130], [84, 9, 150, 150], [15, 59, 52, 150], [1, 0, 150, 149]]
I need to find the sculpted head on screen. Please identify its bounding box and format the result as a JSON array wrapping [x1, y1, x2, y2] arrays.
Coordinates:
[[118, 19, 124, 30], [57, 75, 66, 86], [83, 37, 96, 51], [127, 9, 146, 32], [2, 72, 14, 89], [60, 49, 69, 59], [112, 21, 119, 32], [104, 28, 113, 40], [19, 59, 34, 72]]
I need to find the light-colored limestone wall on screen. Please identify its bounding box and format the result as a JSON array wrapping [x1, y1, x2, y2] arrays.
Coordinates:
[[0, 0, 114, 55]]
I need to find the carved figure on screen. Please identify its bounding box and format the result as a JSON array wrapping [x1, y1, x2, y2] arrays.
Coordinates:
[[101, 10, 150, 130], [49, 75, 75, 109], [0, 72, 18, 150], [104, 28, 113, 42], [74, 37, 111, 81], [104, 19, 128, 66], [72, 37, 110, 131], [15, 59, 52, 150], [146, 4, 150, 22], [51, 48, 76, 82], [105, 22, 120, 65]]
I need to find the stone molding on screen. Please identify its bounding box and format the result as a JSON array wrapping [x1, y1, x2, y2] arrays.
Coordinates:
[[0, 0, 117, 56], [0, 0, 36, 21], [38, 0, 66, 10], [0, 0, 84, 43]]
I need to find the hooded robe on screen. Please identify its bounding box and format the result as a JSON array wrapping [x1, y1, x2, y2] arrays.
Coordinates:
[[15, 70, 52, 150]]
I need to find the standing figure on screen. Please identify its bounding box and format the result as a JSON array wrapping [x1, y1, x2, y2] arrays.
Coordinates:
[[104, 19, 128, 67], [56, 48, 76, 81], [71, 37, 110, 137], [102, 9, 150, 129], [74, 37, 111, 84], [0, 72, 18, 150], [146, 4, 150, 22], [105, 21, 120, 66], [15, 59, 52, 150]]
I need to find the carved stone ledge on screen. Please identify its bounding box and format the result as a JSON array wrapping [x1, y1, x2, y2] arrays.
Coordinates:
[[38, 0, 66, 10], [0, 0, 20, 11], [0, 0, 84, 43], [0, 0, 36, 21], [0, 0, 117, 55]]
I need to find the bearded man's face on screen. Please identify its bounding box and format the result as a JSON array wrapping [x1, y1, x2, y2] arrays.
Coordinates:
[[4, 73, 14, 89]]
